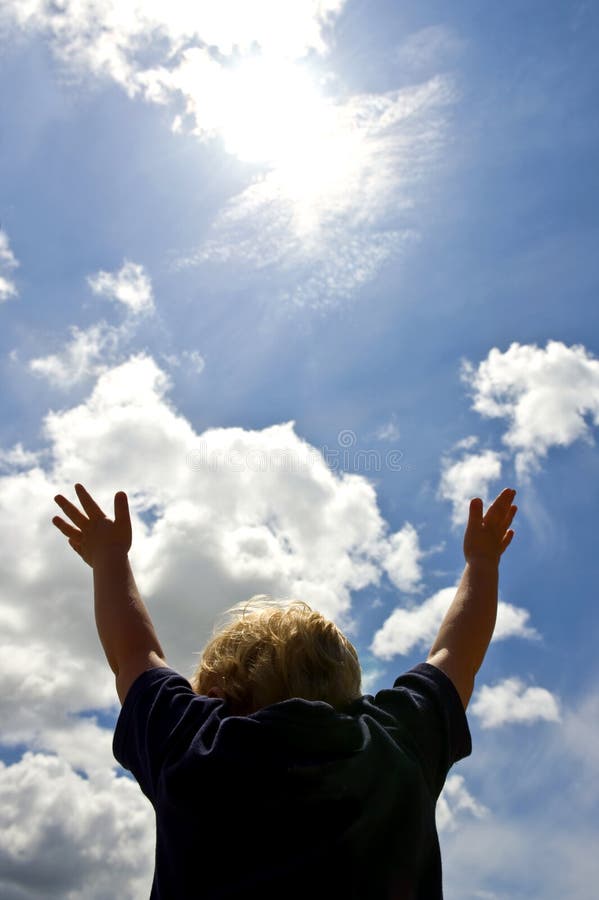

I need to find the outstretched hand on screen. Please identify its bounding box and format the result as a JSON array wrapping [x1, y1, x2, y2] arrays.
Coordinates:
[[52, 483, 132, 568], [463, 487, 518, 565]]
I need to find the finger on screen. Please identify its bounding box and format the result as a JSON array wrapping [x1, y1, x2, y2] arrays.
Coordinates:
[[74, 483, 106, 521], [469, 497, 483, 523], [501, 529, 515, 552], [489, 487, 515, 511], [485, 488, 516, 525], [68, 537, 84, 557], [53, 494, 88, 529], [114, 491, 130, 526], [52, 516, 82, 541]]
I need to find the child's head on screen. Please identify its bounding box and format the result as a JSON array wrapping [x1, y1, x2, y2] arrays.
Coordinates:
[[191, 596, 362, 715]]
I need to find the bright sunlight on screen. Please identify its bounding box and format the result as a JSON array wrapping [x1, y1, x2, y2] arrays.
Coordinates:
[[178, 52, 367, 232]]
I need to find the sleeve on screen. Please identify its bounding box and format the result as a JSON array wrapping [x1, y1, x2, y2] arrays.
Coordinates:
[[373, 662, 472, 798], [113, 666, 215, 803]]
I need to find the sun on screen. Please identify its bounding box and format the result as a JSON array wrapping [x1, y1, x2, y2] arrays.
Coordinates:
[[216, 56, 330, 165], [205, 54, 366, 231], [178, 51, 368, 232]]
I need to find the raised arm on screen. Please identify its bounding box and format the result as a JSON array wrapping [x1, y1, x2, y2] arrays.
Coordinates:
[[427, 487, 518, 709], [52, 483, 168, 703]]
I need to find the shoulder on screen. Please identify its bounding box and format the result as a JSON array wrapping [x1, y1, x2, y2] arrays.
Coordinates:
[[370, 661, 472, 792], [389, 661, 468, 721], [426, 649, 474, 710], [113, 661, 218, 795], [116, 650, 171, 704]]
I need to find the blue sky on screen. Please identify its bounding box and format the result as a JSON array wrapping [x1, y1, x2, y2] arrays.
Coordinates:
[[1, 2, 598, 897]]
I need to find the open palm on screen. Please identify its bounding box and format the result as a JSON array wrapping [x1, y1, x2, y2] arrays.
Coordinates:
[[52, 483, 132, 567], [463, 487, 518, 564]]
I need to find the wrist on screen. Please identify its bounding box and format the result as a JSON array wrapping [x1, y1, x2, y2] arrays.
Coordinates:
[[91, 543, 130, 567], [464, 555, 500, 570]]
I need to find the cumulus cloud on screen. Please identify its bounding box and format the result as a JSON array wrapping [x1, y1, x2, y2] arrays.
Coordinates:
[[0, 444, 45, 472], [87, 260, 154, 314], [0, 642, 116, 753], [0, 229, 19, 302], [440, 683, 599, 899], [1, 352, 427, 736], [460, 340, 599, 480], [0, 348, 584, 898], [0, 351, 434, 893], [470, 677, 561, 728], [27, 260, 157, 389], [369, 586, 538, 660], [4, 1, 345, 84], [0, 753, 154, 900], [436, 440, 504, 528], [0, 346, 440, 891], [436, 773, 488, 833], [380, 523, 425, 593]]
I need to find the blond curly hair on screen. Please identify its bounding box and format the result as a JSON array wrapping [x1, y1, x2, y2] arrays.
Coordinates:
[[190, 596, 362, 715]]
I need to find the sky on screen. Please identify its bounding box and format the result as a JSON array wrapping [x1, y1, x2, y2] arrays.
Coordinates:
[[0, 1, 598, 897]]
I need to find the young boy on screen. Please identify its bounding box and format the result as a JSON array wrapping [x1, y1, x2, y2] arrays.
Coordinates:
[[52, 483, 517, 900]]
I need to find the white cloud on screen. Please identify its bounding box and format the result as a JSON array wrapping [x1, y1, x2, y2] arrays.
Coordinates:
[[28, 321, 123, 388], [0, 753, 154, 900], [3, 2, 455, 303], [281, 231, 414, 308], [27, 260, 157, 389], [470, 677, 561, 728], [369, 586, 538, 660], [87, 260, 154, 314], [0, 351, 435, 893], [492, 601, 537, 641], [168, 66, 451, 222], [181, 73, 451, 304], [0, 353, 427, 734], [0, 643, 116, 750], [360, 663, 387, 695], [437, 445, 504, 528], [560, 685, 599, 784], [0, 443, 45, 472], [440, 683, 599, 899], [436, 773, 488, 833], [375, 418, 401, 443], [442, 811, 599, 900], [0, 230, 19, 302], [5, 1, 345, 84], [161, 349, 205, 375], [183, 349, 205, 374], [396, 25, 465, 74], [451, 434, 479, 452], [380, 523, 424, 592], [460, 340, 599, 480], [0, 277, 17, 303], [0, 351, 591, 898]]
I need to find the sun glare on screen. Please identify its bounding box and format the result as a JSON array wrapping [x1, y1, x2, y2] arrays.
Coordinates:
[[209, 55, 366, 231]]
